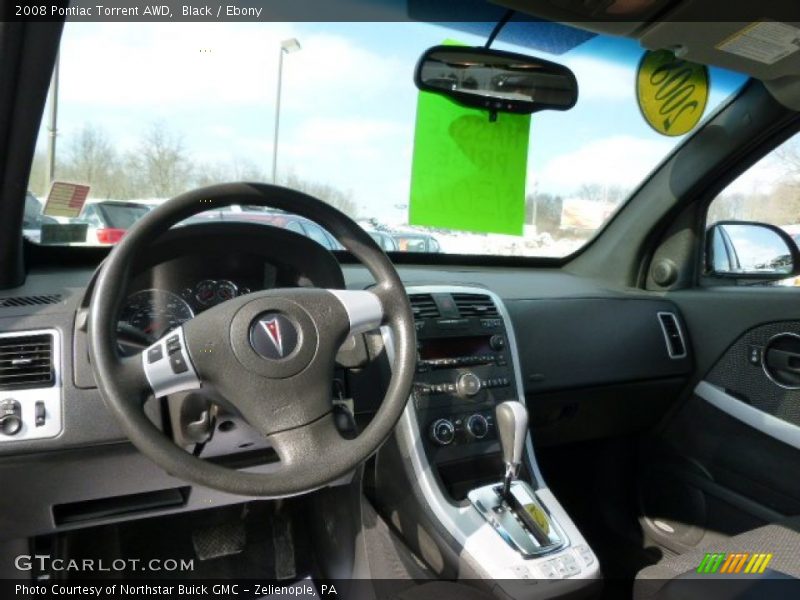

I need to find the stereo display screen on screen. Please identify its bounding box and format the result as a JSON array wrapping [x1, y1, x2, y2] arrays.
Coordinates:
[[419, 336, 492, 359]]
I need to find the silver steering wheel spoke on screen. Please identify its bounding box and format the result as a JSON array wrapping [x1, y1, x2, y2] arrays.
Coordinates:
[[140, 325, 201, 398], [327, 289, 384, 335]]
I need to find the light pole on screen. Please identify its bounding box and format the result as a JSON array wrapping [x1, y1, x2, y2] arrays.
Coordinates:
[[272, 38, 301, 184]]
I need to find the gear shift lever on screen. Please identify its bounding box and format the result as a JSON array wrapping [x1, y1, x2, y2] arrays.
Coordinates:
[[469, 400, 565, 555], [495, 401, 528, 500]]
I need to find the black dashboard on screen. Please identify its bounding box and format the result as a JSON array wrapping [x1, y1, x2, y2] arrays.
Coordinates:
[[0, 223, 695, 541]]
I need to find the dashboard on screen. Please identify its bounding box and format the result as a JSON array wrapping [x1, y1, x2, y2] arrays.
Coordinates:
[[0, 222, 696, 545]]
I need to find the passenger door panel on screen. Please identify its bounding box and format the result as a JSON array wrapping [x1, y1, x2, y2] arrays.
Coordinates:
[[641, 290, 800, 553]]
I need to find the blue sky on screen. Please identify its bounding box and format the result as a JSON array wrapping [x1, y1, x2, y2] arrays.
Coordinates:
[[37, 20, 747, 221]]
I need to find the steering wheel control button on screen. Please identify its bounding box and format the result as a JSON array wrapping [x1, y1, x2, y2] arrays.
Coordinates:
[[147, 346, 163, 364], [250, 312, 299, 360], [169, 353, 189, 374], [166, 335, 181, 355], [0, 399, 23, 436], [142, 327, 201, 398], [430, 418, 455, 446]]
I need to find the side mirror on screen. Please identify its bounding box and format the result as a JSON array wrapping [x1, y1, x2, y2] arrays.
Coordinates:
[[414, 45, 578, 115], [706, 221, 800, 280]]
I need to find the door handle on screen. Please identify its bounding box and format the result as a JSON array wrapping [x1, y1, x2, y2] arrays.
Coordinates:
[[765, 348, 800, 373], [764, 337, 800, 388]]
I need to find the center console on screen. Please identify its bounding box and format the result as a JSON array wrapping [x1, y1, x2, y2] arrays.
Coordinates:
[[412, 295, 515, 491], [381, 286, 600, 596]]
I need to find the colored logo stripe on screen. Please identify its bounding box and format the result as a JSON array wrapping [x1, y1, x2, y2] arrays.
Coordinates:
[[697, 552, 773, 575]]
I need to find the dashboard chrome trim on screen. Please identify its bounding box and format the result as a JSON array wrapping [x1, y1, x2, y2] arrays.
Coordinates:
[[385, 285, 599, 582], [404, 285, 543, 483], [0, 328, 63, 443], [696, 379, 800, 451]]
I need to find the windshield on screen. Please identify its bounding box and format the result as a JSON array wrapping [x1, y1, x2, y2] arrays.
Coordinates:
[[26, 21, 746, 256]]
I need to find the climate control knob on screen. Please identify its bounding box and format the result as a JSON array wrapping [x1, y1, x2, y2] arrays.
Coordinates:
[[430, 419, 455, 446], [0, 399, 22, 436], [456, 372, 482, 397], [466, 414, 489, 440]]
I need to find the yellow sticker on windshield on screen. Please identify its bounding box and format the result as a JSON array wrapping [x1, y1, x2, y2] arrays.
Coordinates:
[[636, 50, 709, 137]]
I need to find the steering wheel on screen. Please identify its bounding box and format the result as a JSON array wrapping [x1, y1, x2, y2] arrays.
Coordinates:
[[87, 183, 416, 497]]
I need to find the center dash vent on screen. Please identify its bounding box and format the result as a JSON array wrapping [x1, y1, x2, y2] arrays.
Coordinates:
[[0, 294, 62, 308], [409, 294, 440, 320], [452, 293, 498, 318], [0, 333, 55, 390], [657, 312, 687, 360]]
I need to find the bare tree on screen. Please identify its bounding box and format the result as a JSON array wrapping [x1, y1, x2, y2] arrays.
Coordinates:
[[25, 121, 357, 217], [192, 161, 236, 189], [192, 157, 269, 190], [576, 183, 628, 205], [577, 183, 604, 203], [528, 192, 563, 233], [59, 124, 122, 199], [129, 122, 193, 198], [775, 137, 800, 184], [229, 157, 268, 182], [282, 171, 359, 217]]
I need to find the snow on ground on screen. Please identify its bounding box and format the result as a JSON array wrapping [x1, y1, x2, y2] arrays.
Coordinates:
[[398, 224, 588, 257]]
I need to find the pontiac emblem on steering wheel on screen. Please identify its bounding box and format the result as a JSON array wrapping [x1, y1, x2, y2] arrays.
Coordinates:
[[250, 313, 299, 360], [262, 318, 284, 356]]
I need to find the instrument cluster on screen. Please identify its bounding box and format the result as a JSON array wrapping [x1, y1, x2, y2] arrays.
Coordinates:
[[183, 279, 251, 308], [118, 279, 252, 344]]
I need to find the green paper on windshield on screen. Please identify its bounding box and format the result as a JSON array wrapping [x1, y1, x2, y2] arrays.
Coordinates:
[[409, 92, 530, 236]]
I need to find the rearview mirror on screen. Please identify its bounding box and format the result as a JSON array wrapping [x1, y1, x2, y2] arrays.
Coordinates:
[[706, 221, 800, 280], [414, 45, 578, 115]]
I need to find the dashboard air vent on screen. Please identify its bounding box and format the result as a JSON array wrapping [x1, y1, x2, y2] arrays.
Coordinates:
[[409, 294, 440, 319], [0, 294, 62, 308], [0, 333, 55, 389], [452, 293, 498, 318], [657, 312, 687, 360]]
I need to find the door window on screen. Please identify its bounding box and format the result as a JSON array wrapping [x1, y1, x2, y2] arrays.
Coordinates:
[[706, 133, 800, 283]]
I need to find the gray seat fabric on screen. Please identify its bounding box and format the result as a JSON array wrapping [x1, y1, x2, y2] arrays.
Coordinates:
[[634, 516, 800, 599]]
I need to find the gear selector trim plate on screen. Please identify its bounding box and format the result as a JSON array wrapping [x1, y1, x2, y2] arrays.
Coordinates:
[[468, 480, 568, 558]]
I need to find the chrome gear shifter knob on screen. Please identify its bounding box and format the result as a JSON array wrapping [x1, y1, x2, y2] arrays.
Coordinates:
[[495, 401, 528, 499]]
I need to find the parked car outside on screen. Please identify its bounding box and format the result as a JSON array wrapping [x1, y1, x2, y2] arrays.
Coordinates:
[[22, 192, 58, 243], [367, 230, 399, 252], [181, 209, 344, 252], [392, 232, 441, 253], [70, 200, 153, 245]]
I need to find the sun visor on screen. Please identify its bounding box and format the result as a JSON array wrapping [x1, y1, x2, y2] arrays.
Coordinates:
[[638, 0, 800, 81]]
